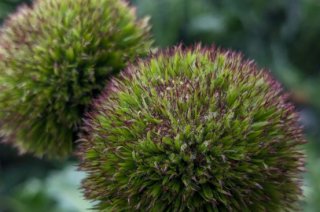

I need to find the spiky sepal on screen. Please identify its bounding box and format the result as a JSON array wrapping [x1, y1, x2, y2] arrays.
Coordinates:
[[79, 45, 305, 211]]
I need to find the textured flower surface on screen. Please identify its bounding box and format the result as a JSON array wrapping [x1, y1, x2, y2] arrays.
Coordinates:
[[79, 46, 305, 211], [0, 0, 152, 158]]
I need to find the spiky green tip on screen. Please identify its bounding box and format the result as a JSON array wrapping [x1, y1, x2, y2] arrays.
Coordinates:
[[79, 45, 305, 211], [0, 0, 153, 158]]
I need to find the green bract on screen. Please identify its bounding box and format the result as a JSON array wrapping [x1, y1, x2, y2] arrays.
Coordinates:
[[0, 0, 152, 158], [79, 46, 305, 211]]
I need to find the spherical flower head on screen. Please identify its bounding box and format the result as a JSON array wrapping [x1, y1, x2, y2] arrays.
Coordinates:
[[0, 0, 153, 158], [79, 45, 306, 211]]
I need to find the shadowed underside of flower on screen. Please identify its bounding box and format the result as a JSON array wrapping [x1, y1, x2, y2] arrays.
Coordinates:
[[79, 45, 306, 211], [0, 0, 153, 158]]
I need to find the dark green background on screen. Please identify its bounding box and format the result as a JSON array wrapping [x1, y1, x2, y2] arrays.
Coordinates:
[[1, 0, 320, 211]]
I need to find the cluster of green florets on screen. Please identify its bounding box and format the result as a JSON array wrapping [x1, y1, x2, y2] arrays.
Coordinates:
[[0, 0, 152, 158], [78, 46, 305, 211]]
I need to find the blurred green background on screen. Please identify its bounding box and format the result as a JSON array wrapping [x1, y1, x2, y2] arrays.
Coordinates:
[[1, 0, 320, 211]]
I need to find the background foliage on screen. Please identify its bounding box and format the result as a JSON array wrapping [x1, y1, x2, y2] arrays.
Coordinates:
[[1, 0, 320, 211]]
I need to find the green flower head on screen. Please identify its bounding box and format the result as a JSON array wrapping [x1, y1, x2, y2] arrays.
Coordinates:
[[0, 0, 153, 158], [79, 45, 305, 211]]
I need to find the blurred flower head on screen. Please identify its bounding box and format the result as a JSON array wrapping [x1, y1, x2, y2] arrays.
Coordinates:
[[0, 0, 153, 158]]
